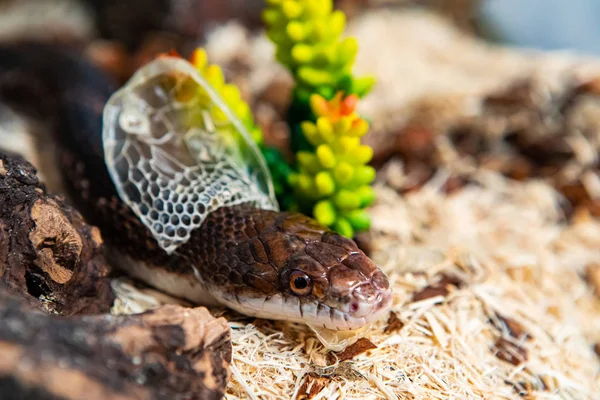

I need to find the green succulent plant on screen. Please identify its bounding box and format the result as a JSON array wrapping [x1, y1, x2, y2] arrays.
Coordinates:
[[262, 0, 377, 237], [262, 0, 375, 104], [288, 92, 375, 237]]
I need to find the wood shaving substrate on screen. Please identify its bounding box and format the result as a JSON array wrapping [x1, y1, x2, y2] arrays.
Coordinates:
[[112, 8, 600, 400]]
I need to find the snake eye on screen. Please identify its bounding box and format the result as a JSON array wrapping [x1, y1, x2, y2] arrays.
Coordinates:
[[289, 271, 312, 296]]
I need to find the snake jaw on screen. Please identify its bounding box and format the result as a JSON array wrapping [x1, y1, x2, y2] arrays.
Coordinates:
[[216, 286, 392, 331]]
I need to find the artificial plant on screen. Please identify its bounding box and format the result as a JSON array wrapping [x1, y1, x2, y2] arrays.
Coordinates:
[[289, 92, 375, 237], [262, 0, 377, 237], [262, 0, 375, 103]]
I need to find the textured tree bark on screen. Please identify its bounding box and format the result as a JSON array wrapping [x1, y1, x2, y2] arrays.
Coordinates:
[[0, 151, 114, 315], [0, 283, 232, 400]]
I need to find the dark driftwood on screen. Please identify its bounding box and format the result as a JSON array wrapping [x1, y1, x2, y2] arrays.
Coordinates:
[[0, 152, 232, 399], [0, 151, 114, 315], [0, 284, 232, 400]]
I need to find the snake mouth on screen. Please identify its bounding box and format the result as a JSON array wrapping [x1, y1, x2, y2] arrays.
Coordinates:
[[216, 287, 393, 331]]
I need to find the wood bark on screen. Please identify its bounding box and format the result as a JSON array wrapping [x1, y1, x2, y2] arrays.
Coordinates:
[[0, 283, 231, 400], [0, 151, 114, 314]]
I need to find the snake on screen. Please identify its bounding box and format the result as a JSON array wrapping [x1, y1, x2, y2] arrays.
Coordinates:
[[0, 42, 392, 334]]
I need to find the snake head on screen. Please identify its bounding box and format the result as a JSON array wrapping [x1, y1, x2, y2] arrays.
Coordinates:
[[281, 231, 392, 331], [219, 210, 393, 331]]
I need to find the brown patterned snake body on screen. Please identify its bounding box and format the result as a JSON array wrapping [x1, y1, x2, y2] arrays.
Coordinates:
[[0, 43, 392, 332]]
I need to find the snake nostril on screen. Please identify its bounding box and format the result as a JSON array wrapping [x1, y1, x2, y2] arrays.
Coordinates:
[[350, 303, 359, 313]]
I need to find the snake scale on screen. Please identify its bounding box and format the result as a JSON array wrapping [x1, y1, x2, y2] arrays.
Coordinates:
[[0, 42, 392, 333]]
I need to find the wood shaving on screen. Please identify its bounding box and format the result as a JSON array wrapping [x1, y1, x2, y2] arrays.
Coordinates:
[[383, 311, 404, 334], [586, 263, 600, 296], [411, 284, 451, 302], [493, 314, 531, 341], [327, 338, 377, 364], [296, 374, 329, 400], [493, 337, 528, 366]]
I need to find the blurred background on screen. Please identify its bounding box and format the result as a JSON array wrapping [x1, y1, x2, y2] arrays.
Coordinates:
[[2, 0, 600, 216], [481, 0, 600, 55], [3, 0, 600, 93], [3, 0, 600, 60]]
